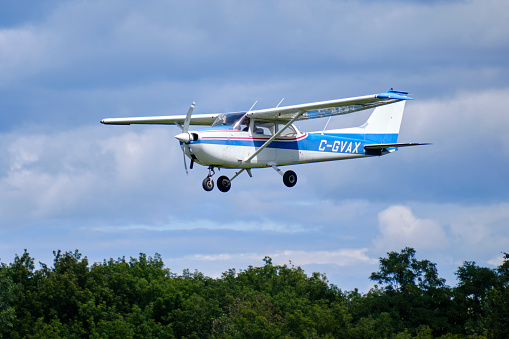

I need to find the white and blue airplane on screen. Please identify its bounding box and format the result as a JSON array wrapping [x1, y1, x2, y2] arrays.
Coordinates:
[[101, 89, 428, 192]]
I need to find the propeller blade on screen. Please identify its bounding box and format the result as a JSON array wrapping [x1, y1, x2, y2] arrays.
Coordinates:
[[183, 102, 195, 133], [183, 144, 188, 175], [179, 102, 194, 175]]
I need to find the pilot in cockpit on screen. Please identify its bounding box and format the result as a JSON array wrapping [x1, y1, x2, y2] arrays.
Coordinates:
[[242, 117, 250, 131]]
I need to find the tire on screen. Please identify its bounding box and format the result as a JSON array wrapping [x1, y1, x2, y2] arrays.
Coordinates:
[[202, 177, 214, 191], [217, 175, 231, 192], [283, 170, 297, 187]]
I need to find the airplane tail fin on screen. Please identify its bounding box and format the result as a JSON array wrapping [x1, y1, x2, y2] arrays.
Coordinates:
[[322, 96, 429, 154], [325, 100, 407, 143], [359, 100, 406, 143]]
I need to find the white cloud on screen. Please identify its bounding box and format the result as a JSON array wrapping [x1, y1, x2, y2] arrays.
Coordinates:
[[166, 248, 377, 279], [0, 126, 180, 224], [0, 27, 58, 83], [373, 205, 449, 251], [1, 0, 507, 93], [406, 88, 509, 153], [86, 218, 306, 234], [487, 254, 505, 267], [1, 0, 508, 294], [181, 248, 375, 268], [450, 223, 489, 245], [444, 203, 509, 258], [271, 248, 376, 267]]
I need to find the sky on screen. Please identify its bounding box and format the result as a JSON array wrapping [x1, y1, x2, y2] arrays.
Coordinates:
[[1, 0, 508, 292]]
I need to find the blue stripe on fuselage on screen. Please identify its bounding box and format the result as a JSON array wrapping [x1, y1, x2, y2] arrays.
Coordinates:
[[319, 132, 398, 144], [192, 132, 399, 154]]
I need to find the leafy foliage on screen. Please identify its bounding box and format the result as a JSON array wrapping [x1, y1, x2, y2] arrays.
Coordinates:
[[0, 248, 506, 338]]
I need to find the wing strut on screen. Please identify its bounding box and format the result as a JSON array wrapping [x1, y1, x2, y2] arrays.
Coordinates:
[[244, 111, 305, 163]]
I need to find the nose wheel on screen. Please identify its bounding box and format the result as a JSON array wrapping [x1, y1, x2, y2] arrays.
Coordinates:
[[202, 167, 216, 192], [201, 167, 232, 193], [202, 167, 240, 192], [202, 177, 214, 191]]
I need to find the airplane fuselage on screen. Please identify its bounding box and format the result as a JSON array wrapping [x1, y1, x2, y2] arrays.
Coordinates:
[[182, 126, 396, 169], [101, 90, 423, 192]]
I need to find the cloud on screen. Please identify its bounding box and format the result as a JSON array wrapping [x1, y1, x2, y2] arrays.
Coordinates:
[[1, 0, 508, 293], [446, 203, 509, 258], [1, 0, 508, 96], [271, 249, 377, 266], [0, 126, 181, 225], [373, 205, 449, 251], [487, 254, 506, 267], [87, 218, 306, 234], [0, 27, 58, 83], [165, 248, 377, 280], [307, 87, 509, 204]]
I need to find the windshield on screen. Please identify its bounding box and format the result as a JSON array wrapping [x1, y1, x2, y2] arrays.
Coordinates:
[[211, 112, 246, 127]]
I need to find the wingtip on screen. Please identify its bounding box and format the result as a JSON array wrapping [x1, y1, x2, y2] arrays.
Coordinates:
[[376, 90, 414, 100]]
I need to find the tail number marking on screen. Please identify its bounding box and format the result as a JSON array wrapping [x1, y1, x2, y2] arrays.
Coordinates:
[[319, 140, 361, 154]]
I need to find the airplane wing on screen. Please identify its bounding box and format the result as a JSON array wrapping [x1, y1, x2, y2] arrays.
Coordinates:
[[246, 89, 413, 123], [101, 89, 412, 126], [101, 113, 220, 126]]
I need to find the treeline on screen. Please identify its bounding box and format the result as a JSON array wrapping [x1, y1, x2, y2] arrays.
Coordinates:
[[0, 248, 507, 338]]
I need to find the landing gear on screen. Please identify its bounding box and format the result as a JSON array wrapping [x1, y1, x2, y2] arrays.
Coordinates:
[[217, 175, 231, 192], [202, 177, 214, 191], [202, 166, 216, 192], [283, 170, 297, 187], [200, 165, 296, 191], [269, 162, 297, 188]]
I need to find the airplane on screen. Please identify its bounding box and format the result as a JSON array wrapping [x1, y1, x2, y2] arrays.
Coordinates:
[[101, 89, 428, 192]]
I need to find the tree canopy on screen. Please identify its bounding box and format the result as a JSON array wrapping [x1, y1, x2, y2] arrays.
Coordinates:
[[0, 248, 507, 338]]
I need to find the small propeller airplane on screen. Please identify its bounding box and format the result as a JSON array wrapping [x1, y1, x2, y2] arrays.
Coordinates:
[[101, 89, 428, 192]]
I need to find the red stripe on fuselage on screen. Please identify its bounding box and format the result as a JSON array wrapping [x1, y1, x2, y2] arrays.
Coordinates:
[[200, 133, 308, 142]]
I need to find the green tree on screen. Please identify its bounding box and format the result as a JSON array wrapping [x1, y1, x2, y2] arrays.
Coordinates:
[[365, 248, 452, 335], [36, 250, 93, 327], [370, 247, 445, 293], [5, 249, 507, 338], [484, 252, 509, 338], [0, 263, 16, 337], [6, 250, 47, 337], [455, 261, 498, 303], [454, 261, 498, 334]]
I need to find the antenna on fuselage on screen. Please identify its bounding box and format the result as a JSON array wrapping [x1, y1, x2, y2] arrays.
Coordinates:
[[276, 98, 284, 108], [248, 100, 258, 112], [233, 100, 258, 130], [321, 116, 332, 135]]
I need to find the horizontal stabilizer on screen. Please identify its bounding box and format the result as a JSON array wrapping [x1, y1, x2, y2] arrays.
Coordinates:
[[364, 142, 431, 150]]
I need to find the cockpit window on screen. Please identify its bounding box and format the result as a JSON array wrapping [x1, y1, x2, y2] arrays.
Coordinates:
[[211, 113, 302, 137], [277, 124, 299, 137], [253, 122, 274, 135], [212, 112, 246, 127]]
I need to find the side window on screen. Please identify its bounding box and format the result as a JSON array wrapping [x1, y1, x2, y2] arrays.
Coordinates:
[[277, 124, 297, 137], [253, 122, 275, 135]]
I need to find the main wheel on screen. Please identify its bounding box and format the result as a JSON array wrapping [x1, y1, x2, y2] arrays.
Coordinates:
[[283, 170, 297, 187], [202, 177, 214, 191], [217, 175, 231, 192]]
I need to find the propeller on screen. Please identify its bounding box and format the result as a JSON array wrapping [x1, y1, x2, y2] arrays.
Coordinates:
[[175, 102, 195, 175]]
